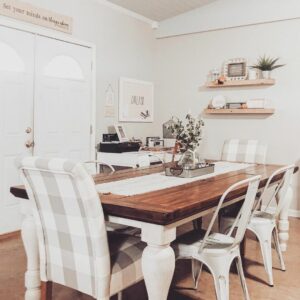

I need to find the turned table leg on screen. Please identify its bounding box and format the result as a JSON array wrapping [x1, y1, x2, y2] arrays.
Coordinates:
[[278, 186, 293, 252], [141, 224, 176, 300], [21, 202, 41, 300]]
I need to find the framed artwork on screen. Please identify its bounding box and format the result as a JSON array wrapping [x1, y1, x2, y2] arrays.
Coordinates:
[[119, 77, 154, 122], [114, 124, 129, 142], [224, 58, 247, 81]]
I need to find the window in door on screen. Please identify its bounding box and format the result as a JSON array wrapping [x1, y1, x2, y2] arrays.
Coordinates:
[[0, 41, 25, 72], [44, 55, 84, 80]]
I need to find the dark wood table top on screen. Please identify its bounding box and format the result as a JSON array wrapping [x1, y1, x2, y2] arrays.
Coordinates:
[[10, 163, 298, 225]]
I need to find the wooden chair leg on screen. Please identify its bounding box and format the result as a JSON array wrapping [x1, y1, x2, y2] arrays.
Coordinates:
[[41, 282, 52, 300]]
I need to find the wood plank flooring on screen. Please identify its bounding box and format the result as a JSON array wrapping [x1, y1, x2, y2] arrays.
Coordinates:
[[0, 218, 299, 300]]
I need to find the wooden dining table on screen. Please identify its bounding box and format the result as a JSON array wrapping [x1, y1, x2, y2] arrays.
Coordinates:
[[10, 162, 297, 300]]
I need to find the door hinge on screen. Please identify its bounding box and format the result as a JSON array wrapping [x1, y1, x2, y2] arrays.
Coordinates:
[[90, 125, 93, 135]]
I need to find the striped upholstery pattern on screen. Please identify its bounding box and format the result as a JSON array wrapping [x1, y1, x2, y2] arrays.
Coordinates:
[[16, 157, 145, 300], [221, 139, 267, 164]]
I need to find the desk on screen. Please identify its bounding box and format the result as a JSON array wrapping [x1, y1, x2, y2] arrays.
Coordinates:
[[10, 163, 296, 300], [97, 151, 180, 168]]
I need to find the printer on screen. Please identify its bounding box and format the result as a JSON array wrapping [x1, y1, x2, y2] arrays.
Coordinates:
[[98, 133, 141, 153]]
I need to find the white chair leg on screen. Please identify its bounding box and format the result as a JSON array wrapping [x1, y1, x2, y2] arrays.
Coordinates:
[[257, 234, 274, 286], [117, 292, 122, 300], [235, 255, 250, 300], [191, 259, 203, 290], [210, 261, 230, 300], [273, 226, 286, 271]]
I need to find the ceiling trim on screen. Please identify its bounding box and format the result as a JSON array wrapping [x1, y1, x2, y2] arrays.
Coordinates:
[[95, 0, 159, 28]]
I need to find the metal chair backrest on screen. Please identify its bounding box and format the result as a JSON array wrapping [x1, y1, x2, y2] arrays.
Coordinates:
[[199, 175, 261, 252], [221, 139, 268, 164], [254, 164, 295, 218], [17, 157, 111, 299]]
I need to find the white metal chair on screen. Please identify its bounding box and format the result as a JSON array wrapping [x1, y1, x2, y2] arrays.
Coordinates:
[[84, 160, 115, 175], [220, 164, 295, 286], [174, 175, 261, 300], [17, 157, 145, 300]]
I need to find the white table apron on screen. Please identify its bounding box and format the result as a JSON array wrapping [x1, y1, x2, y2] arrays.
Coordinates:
[[18, 168, 294, 300]]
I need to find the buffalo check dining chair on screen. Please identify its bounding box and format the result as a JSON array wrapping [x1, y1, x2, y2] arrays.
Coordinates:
[[16, 157, 146, 300], [174, 175, 261, 300], [220, 164, 295, 286], [221, 139, 268, 164]]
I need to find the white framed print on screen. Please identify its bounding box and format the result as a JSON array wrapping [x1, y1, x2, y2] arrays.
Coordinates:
[[114, 124, 129, 142], [119, 77, 154, 122]]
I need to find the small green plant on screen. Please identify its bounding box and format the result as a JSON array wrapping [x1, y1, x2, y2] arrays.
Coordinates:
[[168, 114, 204, 151], [251, 55, 285, 71]]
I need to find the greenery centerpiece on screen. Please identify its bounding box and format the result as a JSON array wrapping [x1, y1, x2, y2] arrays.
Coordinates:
[[168, 114, 204, 166], [251, 55, 285, 79]]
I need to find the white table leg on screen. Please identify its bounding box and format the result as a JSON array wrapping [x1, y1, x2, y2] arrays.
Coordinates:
[[21, 202, 41, 300], [278, 186, 293, 252], [141, 224, 176, 300]]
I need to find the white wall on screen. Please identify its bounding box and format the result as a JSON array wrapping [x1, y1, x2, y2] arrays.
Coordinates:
[[155, 18, 300, 210], [157, 0, 300, 38], [18, 0, 158, 142]]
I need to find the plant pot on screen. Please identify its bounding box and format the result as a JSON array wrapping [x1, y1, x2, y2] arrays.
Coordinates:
[[262, 70, 271, 79]]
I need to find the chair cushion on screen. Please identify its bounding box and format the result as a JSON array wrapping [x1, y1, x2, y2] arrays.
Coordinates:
[[108, 232, 146, 296]]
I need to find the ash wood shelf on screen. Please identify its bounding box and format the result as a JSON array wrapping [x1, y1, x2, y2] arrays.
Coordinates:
[[206, 79, 275, 88], [204, 108, 275, 115]]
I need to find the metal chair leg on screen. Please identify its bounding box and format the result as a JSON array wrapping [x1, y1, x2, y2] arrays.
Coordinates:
[[273, 226, 286, 271], [117, 292, 122, 300], [236, 256, 250, 300], [191, 259, 203, 290]]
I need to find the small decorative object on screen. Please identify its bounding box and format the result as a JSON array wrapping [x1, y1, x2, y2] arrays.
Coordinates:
[[247, 98, 266, 109], [248, 69, 257, 80], [119, 77, 154, 122], [251, 55, 285, 79], [114, 124, 129, 142], [211, 95, 226, 109], [217, 75, 226, 85], [211, 68, 220, 82], [226, 101, 246, 109], [224, 58, 247, 81]]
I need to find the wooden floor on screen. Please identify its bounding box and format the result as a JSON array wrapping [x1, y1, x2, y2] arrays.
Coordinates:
[[1, 218, 300, 300]]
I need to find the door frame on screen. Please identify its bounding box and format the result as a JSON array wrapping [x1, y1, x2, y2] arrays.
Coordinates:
[[0, 16, 97, 160]]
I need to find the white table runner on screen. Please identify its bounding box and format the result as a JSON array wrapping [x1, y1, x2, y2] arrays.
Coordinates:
[[96, 161, 252, 196]]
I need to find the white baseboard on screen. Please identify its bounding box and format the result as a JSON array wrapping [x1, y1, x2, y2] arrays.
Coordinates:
[[288, 208, 300, 218]]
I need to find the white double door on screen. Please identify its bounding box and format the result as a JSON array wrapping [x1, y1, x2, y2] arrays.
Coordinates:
[[0, 26, 93, 234]]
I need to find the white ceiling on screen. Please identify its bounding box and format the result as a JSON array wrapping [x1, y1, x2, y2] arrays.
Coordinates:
[[106, 0, 217, 21]]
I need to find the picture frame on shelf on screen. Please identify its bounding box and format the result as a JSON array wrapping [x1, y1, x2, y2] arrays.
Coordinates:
[[114, 124, 129, 142], [224, 58, 247, 81], [119, 77, 154, 122]]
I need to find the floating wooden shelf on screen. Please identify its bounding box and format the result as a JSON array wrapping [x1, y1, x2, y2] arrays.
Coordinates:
[[206, 79, 275, 88], [204, 108, 275, 115]]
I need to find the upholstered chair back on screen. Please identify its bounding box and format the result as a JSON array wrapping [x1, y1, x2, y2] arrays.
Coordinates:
[[17, 157, 111, 299], [221, 139, 268, 164]]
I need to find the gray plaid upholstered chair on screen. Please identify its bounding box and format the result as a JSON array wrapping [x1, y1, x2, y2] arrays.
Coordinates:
[[221, 139, 268, 164], [17, 157, 146, 300]]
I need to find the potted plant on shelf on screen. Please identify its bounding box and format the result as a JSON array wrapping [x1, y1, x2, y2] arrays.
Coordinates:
[[251, 55, 285, 79], [168, 114, 204, 166]]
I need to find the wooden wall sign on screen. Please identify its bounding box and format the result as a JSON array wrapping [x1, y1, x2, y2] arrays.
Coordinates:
[[0, 0, 73, 34]]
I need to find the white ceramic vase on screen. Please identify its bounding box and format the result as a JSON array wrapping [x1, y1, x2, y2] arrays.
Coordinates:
[[262, 70, 271, 79]]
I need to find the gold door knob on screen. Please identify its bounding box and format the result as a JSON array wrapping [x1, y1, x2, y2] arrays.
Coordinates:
[[25, 141, 35, 148]]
